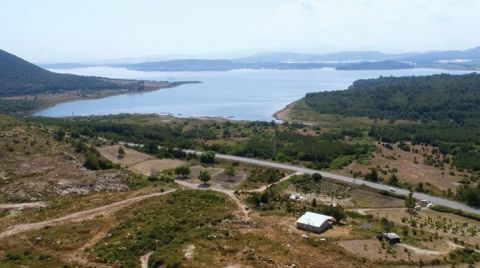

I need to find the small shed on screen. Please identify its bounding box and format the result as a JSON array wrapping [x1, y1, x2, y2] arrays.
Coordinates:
[[296, 212, 334, 233], [381, 232, 401, 244]]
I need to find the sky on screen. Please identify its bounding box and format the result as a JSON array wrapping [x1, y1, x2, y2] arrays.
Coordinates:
[[1, 0, 480, 63]]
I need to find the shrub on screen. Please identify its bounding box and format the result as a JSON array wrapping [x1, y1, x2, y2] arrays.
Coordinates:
[[199, 151, 216, 164], [198, 170, 211, 185], [174, 165, 190, 178]]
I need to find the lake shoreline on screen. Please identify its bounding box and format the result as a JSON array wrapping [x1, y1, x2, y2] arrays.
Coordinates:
[[273, 101, 296, 122], [25, 80, 199, 116], [34, 67, 474, 120]]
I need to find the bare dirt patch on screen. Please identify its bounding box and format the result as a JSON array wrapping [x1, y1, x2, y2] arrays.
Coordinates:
[[350, 189, 405, 208], [183, 244, 196, 260], [339, 239, 447, 263], [100, 145, 184, 176], [0, 128, 128, 202], [210, 169, 247, 190], [99, 145, 153, 166], [131, 159, 184, 176]]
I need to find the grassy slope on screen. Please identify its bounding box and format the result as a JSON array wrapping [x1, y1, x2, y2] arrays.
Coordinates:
[[0, 49, 123, 97], [92, 190, 236, 267]]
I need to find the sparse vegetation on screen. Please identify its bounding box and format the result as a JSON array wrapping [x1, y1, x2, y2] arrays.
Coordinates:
[[1, 114, 479, 267], [74, 141, 119, 170], [404, 191, 416, 213], [29, 115, 372, 171], [92, 190, 235, 267]]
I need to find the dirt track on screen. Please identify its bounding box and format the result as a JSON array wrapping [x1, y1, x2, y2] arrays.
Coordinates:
[[0, 202, 47, 210], [175, 179, 251, 221], [400, 239, 480, 255], [174, 173, 303, 222], [0, 190, 175, 240], [140, 251, 154, 268], [242, 172, 303, 193]]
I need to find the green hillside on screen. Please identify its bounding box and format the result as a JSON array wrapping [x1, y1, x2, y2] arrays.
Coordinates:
[[303, 73, 480, 123], [0, 49, 132, 96]]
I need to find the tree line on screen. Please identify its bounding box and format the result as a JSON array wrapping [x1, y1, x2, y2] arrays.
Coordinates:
[[303, 73, 480, 123]]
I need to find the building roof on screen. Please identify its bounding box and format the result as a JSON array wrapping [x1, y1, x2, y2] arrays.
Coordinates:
[[383, 233, 400, 239], [296, 212, 333, 228]]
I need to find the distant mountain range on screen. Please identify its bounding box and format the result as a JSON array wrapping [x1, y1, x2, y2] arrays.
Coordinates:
[[41, 46, 480, 72], [400, 46, 480, 64], [234, 51, 417, 63], [235, 47, 480, 65]]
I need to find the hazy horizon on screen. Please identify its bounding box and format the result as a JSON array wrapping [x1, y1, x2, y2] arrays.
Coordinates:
[[2, 0, 480, 63]]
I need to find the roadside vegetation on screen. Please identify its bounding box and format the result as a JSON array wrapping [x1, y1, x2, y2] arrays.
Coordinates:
[[27, 113, 480, 207], [280, 73, 480, 206], [30, 115, 372, 171]]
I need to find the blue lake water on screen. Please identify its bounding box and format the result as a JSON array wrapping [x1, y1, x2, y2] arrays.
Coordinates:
[[36, 67, 472, 121]]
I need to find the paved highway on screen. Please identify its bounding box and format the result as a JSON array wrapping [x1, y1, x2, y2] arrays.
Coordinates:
[[183, 150, 480, 215], [119, 142, 480, 215]]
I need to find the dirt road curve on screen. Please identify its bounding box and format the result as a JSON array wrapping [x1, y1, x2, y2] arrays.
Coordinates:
[[243, 172, 303, 193], [175, 173, 304, 221], [140, 251, 154, 268], [175, 179, 251, 220], [400, 238, 480, 255], [0, 190, 175, 240]]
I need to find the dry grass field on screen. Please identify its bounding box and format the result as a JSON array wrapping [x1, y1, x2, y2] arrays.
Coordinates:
[[284, 178, 405, 208], [337, 142, 467, 192], [131, 159, 185, 176], [0, 122, 129, 203], [99, 145, 185, 176], [339, 239, 446, 263], [98, 145, 153, 166], [356, 208, 480, 247]]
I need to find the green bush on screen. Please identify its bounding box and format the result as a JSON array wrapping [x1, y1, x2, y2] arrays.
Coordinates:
[[431, 205, 480, 222], [449, 248, 480, 265], [199, 151, 216, 164]]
